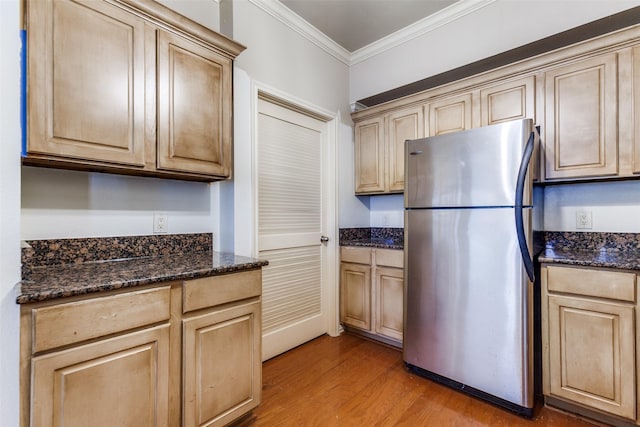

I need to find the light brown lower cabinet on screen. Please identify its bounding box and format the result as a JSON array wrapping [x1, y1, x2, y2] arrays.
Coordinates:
[[182, 300, 261, 427], [340, 246, 403, 346], [20, 270, 262, 427], [31, 324, 171, 427], [541, 264, 638, 423]]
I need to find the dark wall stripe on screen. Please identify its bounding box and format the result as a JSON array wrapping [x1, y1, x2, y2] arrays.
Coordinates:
[[357, 6, 640, 108]]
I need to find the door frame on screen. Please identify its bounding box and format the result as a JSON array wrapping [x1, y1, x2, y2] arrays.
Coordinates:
[[246, 80, 340, 339]]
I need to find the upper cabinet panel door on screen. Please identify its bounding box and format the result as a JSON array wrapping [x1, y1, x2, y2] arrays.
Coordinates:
[[427, 93, 472, 136], [544, 53, 618, 180], [388, 106, 424, 192], [27, 0, 146, 166], [354, 117, 385, 194], [633, 46, 640, 174], [480, 76, 535, 126], [157, 30, 232, 177]]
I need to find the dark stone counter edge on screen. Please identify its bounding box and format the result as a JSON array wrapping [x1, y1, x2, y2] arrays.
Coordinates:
[[537, 254, 640, 272], [16, 260, 268, 304], [340, 240, 403, 250]]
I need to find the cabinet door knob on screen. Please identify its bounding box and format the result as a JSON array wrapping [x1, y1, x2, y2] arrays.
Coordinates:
[[320, 236, 329, 243]]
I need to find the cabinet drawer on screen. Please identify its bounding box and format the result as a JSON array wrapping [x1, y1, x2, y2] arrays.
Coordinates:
[[183, 270, 261, 313], [32, 286, 171, 353], [546, 266, 636, 302], [375, 249, 403, 268], [340, 246, 371, 264]]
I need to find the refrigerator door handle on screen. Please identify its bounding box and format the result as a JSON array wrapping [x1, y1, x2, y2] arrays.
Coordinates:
[[514, 130, 536, 282]]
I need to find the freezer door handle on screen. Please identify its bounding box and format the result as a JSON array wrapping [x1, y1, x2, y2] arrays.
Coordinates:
[[514, 130, 536, 282]]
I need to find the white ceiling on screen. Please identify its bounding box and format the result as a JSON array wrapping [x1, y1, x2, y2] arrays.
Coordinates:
[[279, 0, 458, 52]]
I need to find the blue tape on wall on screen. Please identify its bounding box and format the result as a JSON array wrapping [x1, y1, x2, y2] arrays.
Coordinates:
[[20, 29, 26, 157]]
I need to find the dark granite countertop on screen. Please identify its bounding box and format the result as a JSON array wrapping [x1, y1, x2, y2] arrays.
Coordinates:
[[17, 251, 268, 304], [339, 227, 403, 250], [538, 231, 640, 271], [340, 239, 403, 250], [538, 247, 640, 271]]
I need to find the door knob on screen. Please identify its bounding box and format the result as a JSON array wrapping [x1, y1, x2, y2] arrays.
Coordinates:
[[320, 235, 329, 242]]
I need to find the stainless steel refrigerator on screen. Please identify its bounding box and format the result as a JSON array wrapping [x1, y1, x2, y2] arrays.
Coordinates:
[[403, 118, 538, 416]]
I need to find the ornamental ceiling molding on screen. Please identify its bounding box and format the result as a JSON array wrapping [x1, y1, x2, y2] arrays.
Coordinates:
[[248, 0, 497, 66]]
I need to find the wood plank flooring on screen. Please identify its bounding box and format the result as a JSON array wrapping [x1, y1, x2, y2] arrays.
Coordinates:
[[240, 333, 597, 426]]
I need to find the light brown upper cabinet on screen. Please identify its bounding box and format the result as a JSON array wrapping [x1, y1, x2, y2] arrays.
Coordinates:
[[479, 76, 535, 126], [543, 53, 618, 180], [27, 0, 147, 167], [25, 0, 245, 181], [157, 30, 232, 177], [354, 105, 423, 194], [387, 106, 424, 192], [352, 24, 640, 187], [354, 116, 385, 193], [426, 93, 472, 136], [633, 46, 640, 175]]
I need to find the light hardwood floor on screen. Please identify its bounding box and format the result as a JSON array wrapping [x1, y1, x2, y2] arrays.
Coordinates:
[[238, 333, 596, 426]]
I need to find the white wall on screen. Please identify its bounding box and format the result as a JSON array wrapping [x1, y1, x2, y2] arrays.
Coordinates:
[[350, 0, 640, 102], [21, 1, 223, 243], [545, 181, 640, 232], [232, 1, 350, 116], [225, 0, 368, 246], [22, 167, 214, 240], [155, 0, 220, 31], [339, 121, 371, 228], [370, 194, 404, 228], [0, 0, 22, 423]]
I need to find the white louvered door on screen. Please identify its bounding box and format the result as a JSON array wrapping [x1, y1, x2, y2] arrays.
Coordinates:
[[257, 98, 330, 360]]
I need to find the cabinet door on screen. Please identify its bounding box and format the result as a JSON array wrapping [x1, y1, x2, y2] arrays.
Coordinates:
[[340, 262, 372, 330], [387, 106, 424, 192], [426, 93, 472, 136], [354, 117, 385, 193], [374, 266, 403, 342], [544, 53, 618, 180], [633, 46, 640, 174], [547, 294, 635, 419], [480, 76, 535, 126], [31, 325, 170, 427], [183, 300, 261, 427], [27, 0, 146, 166], [157, 30, 233, 177]]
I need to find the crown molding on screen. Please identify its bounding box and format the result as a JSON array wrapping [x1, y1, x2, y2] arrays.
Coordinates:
[[248, 0, 351, 65], [350, 0, 497, 65], [248, 0, 496, 67]]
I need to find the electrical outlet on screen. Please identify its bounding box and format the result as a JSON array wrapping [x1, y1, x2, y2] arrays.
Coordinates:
[[153, 212, 168, 233], [576, 211, 592, 230]]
